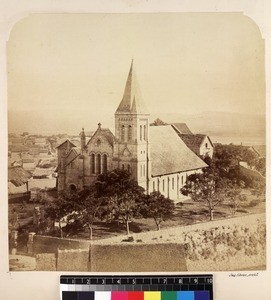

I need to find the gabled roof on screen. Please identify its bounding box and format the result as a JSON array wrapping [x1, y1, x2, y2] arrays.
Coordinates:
[[177, 134, 208, 153], [87, 125, 115, 148], [172, 123, 193, 134], [8, 166, 31, 187], [150, 125, 207, 176], [115, 60, 149, 115], [55, 139, 76, 149], [100, 128, 115, 146]]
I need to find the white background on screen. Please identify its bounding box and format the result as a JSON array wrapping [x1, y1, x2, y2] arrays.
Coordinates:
[[0, 1, 270, 299]]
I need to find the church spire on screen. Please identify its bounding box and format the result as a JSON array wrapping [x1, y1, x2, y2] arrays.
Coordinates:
[[115, 60, 149, 115]]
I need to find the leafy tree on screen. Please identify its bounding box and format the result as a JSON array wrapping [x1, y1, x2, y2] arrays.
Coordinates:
[[242, 148, 258, 168], [213, 143, 244, 171], [141, 191, 175, 230], [255, 157, 266, 176], [225, 180, 246, 215], [250, 180, 266, 199], [44, 191, 77, 238], [150, 118, 168, 126], [69, 189, 105, 240], [181, 172, 228, 221], [95, 169, 144, 197], [109, 192, 142, 235], [95, 169, 145, 235]]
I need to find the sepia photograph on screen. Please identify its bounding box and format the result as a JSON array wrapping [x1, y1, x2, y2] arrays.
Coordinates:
[[7, 13, 266, 272]]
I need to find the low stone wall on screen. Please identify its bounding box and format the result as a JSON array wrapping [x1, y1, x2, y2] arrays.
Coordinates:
[[33, 235, 91, 254], [57, 249, 90, 271], [90, 243, 187, 272], [32, 213, 266, 272], [36, 253, 56, 271]]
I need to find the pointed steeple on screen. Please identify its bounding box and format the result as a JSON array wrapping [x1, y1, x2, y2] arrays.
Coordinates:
[[115, 60, 149, 115]]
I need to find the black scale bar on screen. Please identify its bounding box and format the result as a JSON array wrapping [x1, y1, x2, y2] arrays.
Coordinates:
[[61, 275, 213, 285], [60, 275, 213, 293]]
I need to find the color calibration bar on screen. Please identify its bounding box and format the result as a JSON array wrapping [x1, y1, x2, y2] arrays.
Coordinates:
[[60, 275, 213, 300]]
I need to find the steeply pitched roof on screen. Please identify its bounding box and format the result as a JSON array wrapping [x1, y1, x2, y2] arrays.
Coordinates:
[[150, 125, 207, 176], [177, 134, 207, 153], [87, 126, 115, 148], [115, 60, 149, 115], [100, 128, 115, 146], [55, 139, 76, 149], [172, 123, 193, 134], [8, 166, 31, 187]]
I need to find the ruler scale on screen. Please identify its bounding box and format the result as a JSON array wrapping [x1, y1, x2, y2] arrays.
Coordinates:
[[60, 275, 213, 300]]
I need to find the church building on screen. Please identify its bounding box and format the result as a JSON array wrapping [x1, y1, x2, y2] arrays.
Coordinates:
[[56, 61, 207, 201]]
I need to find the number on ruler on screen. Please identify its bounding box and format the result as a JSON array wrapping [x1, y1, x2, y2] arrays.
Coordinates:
[[117, 279, 121, 285], [178, 278, 183, 284], [102, 279, 105, 285], [86, 279, 90, 285], [194, 278, 198, 284], [132, 279, 136, 285], [71, 279, 75, 284], [163, 278, 167, 284], [206, 278, 213, 284]]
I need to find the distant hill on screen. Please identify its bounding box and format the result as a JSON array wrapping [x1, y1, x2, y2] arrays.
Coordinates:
[[151, 111, 265, 146], [8, 110, 265, 146]]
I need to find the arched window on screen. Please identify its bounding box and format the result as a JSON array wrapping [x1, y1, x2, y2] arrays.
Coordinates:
[[153, 181, 155, 191], [122, 164, 125, 170], [143, 125, 146, 141], [127, 164, 131, 173], [102, 154, 107, 173], [91, 154, 95, 174], [181, 176, 184, 185], [163, 179, 165, 192], [140, 125, 142, 141], [172, 178, 174, 189], [121, 125, 125, 141], [128, 125, 132, 141], [97, 154, 101, 174]]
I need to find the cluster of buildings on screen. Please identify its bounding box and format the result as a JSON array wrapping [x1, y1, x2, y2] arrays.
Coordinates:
[[8, 134, 58, 202]]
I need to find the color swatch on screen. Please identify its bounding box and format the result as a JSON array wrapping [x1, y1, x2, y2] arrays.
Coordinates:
[[62, 291, 210, 300], [60, 275, 213, 300]]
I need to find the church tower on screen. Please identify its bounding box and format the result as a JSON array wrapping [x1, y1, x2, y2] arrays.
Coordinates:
[[113, 61, 150, 192]]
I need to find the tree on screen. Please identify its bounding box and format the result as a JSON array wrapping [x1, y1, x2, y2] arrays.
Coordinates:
[[95, 169, 145, 235], [70, 189, 105, 240], [242, 148, 258, 169], [44, 191, 77, 238], [109, 192, 142, 235], [213, 143, 244, 171], [250, 179, 266, 199], [150, 118, 168, 126], [225, 180, 246, 215], [181, 172, 228, 221], [255, 157, 266, 176], [141, 191, 175, 230]]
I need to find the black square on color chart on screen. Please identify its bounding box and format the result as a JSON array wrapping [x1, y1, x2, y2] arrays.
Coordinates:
[[78, 292, 94, 300]]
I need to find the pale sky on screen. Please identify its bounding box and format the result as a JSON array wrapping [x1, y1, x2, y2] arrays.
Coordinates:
[[7, 13, 265, 134]]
